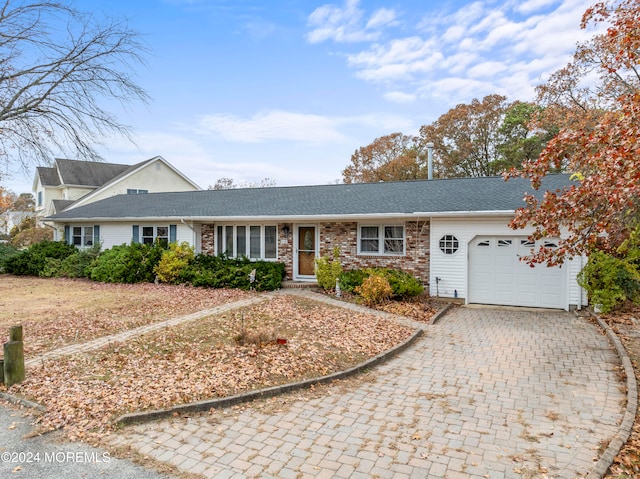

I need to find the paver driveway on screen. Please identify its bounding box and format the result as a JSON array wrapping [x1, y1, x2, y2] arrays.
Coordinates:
[[113, 305, 624, 479]]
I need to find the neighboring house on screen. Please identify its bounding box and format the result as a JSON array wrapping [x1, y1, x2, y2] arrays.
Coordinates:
[[33, 156, 200, 224], [45, 174, 586, 311], [1, 210, 35, 235]]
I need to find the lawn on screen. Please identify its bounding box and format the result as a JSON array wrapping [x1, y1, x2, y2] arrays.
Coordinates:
[[0, 276, 415, 442], [0, 275, 251, 356]]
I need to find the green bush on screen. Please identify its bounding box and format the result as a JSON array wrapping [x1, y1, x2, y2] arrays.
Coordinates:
[[154, 242, 195, 284], [40, 245, 102, 278], [339, 267, 423, 298], [578, 248, 640, 313], [0, 243, 20, 273], [339, 269, 368, 293], [181, 254, 285, 291], [315, 247, 343, 290], [377, 268, 424, 298], [89, 242, 165, 283], [4, 240, 77, 276]]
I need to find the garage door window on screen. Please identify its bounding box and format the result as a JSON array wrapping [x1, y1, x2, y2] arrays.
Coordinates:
[[439, 235, 459, 254]]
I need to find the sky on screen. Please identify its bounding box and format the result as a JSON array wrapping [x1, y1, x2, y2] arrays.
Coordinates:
[[3, 0, 598, 195]]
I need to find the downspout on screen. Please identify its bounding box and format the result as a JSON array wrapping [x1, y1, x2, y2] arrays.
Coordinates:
[[577, 254, 583, 310]]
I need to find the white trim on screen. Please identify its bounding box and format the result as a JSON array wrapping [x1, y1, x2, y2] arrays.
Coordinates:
[[49, 209, 520, 223], [214, 223, 278, 261], [293, 224, 318, 281], [356, 223, 406, 256]]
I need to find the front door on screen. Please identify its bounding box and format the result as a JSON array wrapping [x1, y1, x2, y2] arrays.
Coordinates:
[[297, 226, 316, 277]]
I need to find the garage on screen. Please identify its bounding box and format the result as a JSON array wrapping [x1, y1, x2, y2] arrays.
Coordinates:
[[468, 236, 566, 309]]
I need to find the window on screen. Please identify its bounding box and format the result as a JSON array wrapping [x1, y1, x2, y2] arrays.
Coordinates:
[[520, 239, 535, 248], [216, 225, 278, 260], [72, 226, 94, 247], [142, 226, 169, 246], [497, 239, 513, 247], [439, 235, 459, 254], [37, 191, 43, 207], [127, 189, 148, 194], [358, 225, 405, 255], [66, 225, 99, 248]]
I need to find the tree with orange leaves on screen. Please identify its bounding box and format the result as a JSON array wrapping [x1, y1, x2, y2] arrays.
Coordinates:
[[507, 0, 640, 266]]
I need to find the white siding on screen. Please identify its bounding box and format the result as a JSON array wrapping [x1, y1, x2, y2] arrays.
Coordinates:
[[71, 160, 198, 207], [54, 222, 195, 251], [430, 217, 584, 309]]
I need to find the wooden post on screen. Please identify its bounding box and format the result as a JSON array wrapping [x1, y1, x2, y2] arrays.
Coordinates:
[[0, 359, 4, 385], [9, 325, 22, 342], [3, 342, 25, 387], [4, 325, 25, 387]]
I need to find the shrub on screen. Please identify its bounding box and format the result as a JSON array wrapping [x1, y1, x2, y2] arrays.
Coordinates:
[[339, 267, 423, 298], [5, 240, 77, 276], [180, 254, 285, 291], [377, 268, 424, 298], [339, 269, 368, 293], [315, 247, 343, 290], [89, 242, 165, 283], [355, 273, 393, 305], [43, 245, 102, 278], [0, 243, 20, 273], [154, 242, 195, 283], [578, 248, 640, 313]]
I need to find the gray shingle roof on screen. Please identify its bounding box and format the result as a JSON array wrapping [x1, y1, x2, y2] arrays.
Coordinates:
[[36, 166, 61, 186], [54, 159, 132, 187], [47, 174, 573, 221]]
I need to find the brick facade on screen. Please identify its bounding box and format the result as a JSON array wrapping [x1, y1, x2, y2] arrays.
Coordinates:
[[200, 220, 430, 284], [317, 221, 430, 284]]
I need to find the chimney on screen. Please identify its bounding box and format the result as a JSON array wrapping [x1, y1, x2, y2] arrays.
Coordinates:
[[426, 142, 434, 180]]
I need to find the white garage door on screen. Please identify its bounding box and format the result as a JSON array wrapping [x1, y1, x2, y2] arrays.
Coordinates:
[[468, 236, 566, 309]]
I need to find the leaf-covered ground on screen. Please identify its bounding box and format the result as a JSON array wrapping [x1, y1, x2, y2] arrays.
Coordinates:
[[601, 305, 640, 478], [0, 276, 251, 356], [3, 292, 414, 443]]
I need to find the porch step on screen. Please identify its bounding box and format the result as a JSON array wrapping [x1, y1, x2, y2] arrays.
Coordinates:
[[281, 281, 319, 289]]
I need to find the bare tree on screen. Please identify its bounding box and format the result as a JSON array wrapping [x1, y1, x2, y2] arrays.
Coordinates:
[[0, 0, 149, 171]]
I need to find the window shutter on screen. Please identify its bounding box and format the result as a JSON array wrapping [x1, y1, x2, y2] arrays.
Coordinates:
[[169, 224, 177, 243], [93, 225, 100, 246], [132, 225, 139, 244], [64, 225, 71, 245]]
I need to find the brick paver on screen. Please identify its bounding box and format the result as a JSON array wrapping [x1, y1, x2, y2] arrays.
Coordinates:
[[113, 298, 625, 478]]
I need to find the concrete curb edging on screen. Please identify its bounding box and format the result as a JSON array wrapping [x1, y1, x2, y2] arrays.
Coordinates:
[[429, 302, 454, 325], [585, 311, 638, 479], [116, 326, 425, 427], [0, 391, 46, 412]]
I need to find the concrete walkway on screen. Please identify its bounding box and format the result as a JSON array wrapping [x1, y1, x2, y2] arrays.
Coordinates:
[[25, 296, 267, 367], [110, 301, 625, 479]]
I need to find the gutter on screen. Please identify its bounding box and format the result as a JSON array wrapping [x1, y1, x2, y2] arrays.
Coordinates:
[[45, 210, 518, 223]]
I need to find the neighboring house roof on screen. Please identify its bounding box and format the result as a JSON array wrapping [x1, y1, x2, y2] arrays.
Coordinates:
[[34, 156, 201, 213], [67, 156, 200, 210], [47, 174, 573, 222], [36, 158, 132, 188], [51, 200, 76, 213]]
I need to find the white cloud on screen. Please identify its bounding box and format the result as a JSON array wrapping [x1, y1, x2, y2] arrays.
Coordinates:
[[515, 0, 559, 15], [306, 0, 396, 43], [316, 0, 595, 106], [195, 110, 349, 143], [383, 91, 417, 104], [366, 8, 397, 29]]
